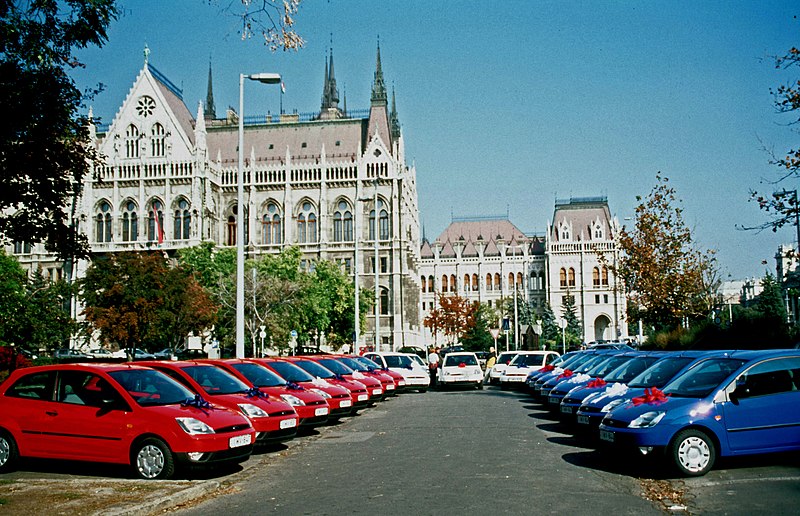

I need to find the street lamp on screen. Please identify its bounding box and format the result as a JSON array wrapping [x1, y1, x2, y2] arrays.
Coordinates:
[[237, 72, 281, 359], [558, 317, 567, 355]]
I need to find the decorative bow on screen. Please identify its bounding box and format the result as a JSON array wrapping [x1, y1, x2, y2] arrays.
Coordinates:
[[458, 363, 466, 368], [181, 394, 213, 413], [539, 365, 556, 373], [244, 387, 268, 399], [286, 381, 305, 391], [586, 378, 607, 389], [632, 387, 669, 406], [556, 369, 574, 380], [334, 373, 346, 381]]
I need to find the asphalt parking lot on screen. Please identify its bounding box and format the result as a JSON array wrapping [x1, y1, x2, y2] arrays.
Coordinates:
[[2, 386, 799, 515]]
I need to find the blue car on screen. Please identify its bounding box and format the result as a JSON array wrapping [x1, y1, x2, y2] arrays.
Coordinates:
[[530, 351, 599, 399], [598, 349, 800, 476], [538, 351, 617, 401], [523, 351, 580, 391], [574, 350, 726, 432]]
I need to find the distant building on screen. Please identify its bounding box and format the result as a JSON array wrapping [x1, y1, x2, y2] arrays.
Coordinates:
[[8, 44, 423, 351], [420, 197, 628, 345]]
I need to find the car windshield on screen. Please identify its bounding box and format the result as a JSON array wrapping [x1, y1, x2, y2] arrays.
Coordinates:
[[628, 357, 695, 388], [266, 361, 316, 383], [384, 355, 413, 368], [108, 369, 195, 406], [408, 355, 426, 367], [574, 355, 610, 373], [317, 358, 354, 375], [230, 362, 286, 387], [497, 353, 518, 365], [181, 365, 249, 395], [338, 357, 369, 372], [510, 354, 546, 367], [293, 359, 336, 379], [587, 356, 632, 377], [558, 352, 592, 370], [355, 356, 383, 370], [444, 354, 478, 367], [603, 356, 661, 383], [663, 358, 746, 398]]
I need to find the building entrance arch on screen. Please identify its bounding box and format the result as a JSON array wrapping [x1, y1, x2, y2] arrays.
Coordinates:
[[594, 314, 611, 342]]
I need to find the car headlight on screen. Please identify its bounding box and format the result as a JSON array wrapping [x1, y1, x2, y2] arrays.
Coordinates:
[[280, 394, 305, 406], [176, 417, 215, 435], [309, 388, 331, 398], [629, 411, 665, 428], [601, 398, 625, 413], [238, 403, 269, 418]]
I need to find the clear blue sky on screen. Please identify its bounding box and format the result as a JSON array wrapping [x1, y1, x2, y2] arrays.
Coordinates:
[[72, 0, 800, 280]]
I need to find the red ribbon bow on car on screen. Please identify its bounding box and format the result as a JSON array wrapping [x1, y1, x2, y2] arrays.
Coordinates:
[[586, 378, 607, 389], [632, 387, 668, 406], [556, 369, 574, 380], [458, 362, 466, 368], [539, 365, 555, 373]]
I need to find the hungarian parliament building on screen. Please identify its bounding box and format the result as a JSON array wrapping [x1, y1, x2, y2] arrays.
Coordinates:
[[8, 45, 627, 350]]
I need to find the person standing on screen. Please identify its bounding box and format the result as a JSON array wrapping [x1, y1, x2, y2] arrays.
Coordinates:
[[428, 347, 440, 387], [484, 347, 497, 382]]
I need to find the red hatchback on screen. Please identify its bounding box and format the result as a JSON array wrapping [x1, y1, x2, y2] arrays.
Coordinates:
[[283, 357, 372, 412], [208, 359, 331, 427], [254, 358, 354, 419], [0, 364, 255, 479], [306, 356, 385, 403], [335, 355, 397, 397], [138, 361, 299, 444]]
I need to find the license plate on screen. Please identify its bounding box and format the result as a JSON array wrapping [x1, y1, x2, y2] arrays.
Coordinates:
[[560, 405, 573, 414], [577, 415, 590, 425], [357, 394, 368, 401], [339, 400, 352, 408], [280, 418, 297, 429], [386, 384, 395, 390], [548, 396, 560, 405], [372, 388, 382, 395], [315, 407, 329, 416], [229, 434, 252, 448], [599, 429, 615, 443]]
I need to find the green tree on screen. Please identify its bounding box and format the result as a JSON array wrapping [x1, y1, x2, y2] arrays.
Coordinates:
[[756, 272, 788, 324], [560, 291, 583, 347], [23, 270, 76, 352], [539, 302, 561, 351], [613, 174, 719, 332], [460, 302, 495, 352], [0, 249, 28, 347]]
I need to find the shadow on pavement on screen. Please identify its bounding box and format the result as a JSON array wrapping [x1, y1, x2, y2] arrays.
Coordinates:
[[561, 448, 673, 479]]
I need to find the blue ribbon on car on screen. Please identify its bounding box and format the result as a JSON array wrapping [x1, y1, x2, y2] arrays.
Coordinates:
[[244, 387, 268, 399], [334, 373, 346, 381], [181, 394, 213, 413], [285, 381, 305, 391]]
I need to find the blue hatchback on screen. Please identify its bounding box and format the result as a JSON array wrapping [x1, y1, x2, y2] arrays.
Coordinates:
[[598, 350, 800, 476]]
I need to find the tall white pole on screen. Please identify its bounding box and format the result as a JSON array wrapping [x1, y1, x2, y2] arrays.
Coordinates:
[[513, 247, 519, 350], [374, 179, 380, 351], [236, 73, 246, 359], [354, 180, 360, 354]]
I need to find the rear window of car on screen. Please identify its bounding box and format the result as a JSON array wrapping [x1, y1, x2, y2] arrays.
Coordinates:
[[497, 353, 517, 365], [444, 355, 478, 367]]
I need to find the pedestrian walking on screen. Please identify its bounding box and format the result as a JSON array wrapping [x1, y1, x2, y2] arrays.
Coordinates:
[[428, 347, 440, 387]]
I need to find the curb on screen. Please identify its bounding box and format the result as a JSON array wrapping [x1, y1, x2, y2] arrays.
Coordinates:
[[102, 480, 221, 516]]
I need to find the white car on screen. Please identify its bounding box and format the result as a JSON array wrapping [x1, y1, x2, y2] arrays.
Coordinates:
[[364, 352, 431, 392], [487, 351, 520, 384], [438, 352, 483, 389], [498, 351, 561, 389]]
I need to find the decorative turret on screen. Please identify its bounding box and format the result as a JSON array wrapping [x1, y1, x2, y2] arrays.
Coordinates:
[[390, 86, 400, 139], [371, 39, 388, 106], [366, 39, 392, 150], [204, 59, 216, 120], [320, 48, 339, 110]]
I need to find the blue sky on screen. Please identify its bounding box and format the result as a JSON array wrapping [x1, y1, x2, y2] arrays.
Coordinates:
[[72, 0, 800, 280]]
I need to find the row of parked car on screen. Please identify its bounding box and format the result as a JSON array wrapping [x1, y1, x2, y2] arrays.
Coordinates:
[[0, 352, 432, 480], [498, 347, 800, 476]]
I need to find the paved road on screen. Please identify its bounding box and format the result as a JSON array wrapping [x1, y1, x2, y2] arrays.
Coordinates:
[[179, 387, 661, 515]]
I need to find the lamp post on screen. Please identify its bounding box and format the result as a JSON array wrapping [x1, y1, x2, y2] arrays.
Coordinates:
[[237, 72, 281, 359], [373, 179, 380, 351], [558, 317, 567, 355]]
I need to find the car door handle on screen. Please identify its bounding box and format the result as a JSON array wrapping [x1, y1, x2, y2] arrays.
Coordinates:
[[45, 410, 58, 416]]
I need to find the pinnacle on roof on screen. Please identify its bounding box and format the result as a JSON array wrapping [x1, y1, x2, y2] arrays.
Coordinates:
[[371, 38, 387, 106], [390, 85, 400, 139], [320, 46, 340, 110], [204, 58, 216, 120]]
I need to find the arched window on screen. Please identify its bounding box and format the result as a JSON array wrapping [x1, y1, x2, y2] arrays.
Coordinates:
[[464, 274, 470, 292], [516, 272, 523, 289], [125, 124, 139, 158], [95, 201, 112, 243], [508, 273, 514, 289], [530, 272, 536, 290], [559, 268, 567, 287], [539, 271, 546, 290], [601, 266, 609, 286], [568, 267, 576, 287], [593, 267, 600, 287], [173, 199, 190, 240], [369, 199, 390, 240], [472, 274, 479, 291], [297, 201, 316, 243], [151, 123, 165, 157], [442, 275, 448, 292], [486, 274, 492, 291], [428, 275, 434, 293], [227, 214, 236, 246], [421, 276, 427, 293], [380, 287, 390, 315], [262, 203, 282, 245], [122, 200, 138, 242], [494, 273, 501, 290], [450, 274, 456, 293], [333, 200, 352, 242], [147, 200, 164, 243]]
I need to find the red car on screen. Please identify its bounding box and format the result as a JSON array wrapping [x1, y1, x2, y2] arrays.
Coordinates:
[[207, 359, 331, 427], [254, 358, 354, 419], [354, 355, 407, 393], [138, 361, 299, 444], [0, 364, 255, 479], [305, 356, 385, 403], [335, 355, 397, 397], [282, 357, 372, 412]]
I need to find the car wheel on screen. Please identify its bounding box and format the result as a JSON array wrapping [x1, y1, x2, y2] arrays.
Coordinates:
[[0, 429, 19, 473], [132, 437, 175, 480], [670, 429, 715, 476]]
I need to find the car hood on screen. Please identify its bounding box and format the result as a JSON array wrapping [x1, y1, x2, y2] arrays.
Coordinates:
[[145, 403, 252, 429], [609, 393, 708, 422]]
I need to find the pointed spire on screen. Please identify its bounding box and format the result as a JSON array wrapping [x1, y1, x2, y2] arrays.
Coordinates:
[[390, 85, 400, 139], [321, 49, 329, 109], [320, 39, 340, 111], [371, 37, 387, 106], [204, 58, 216, 120]]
